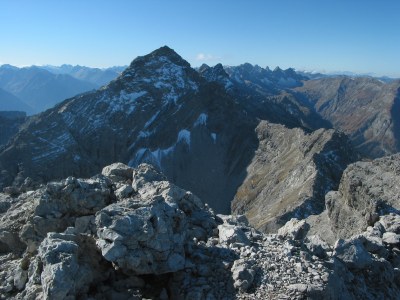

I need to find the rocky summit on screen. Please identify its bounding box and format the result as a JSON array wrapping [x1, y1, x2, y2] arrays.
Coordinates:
[[0, 162, 398, 299]]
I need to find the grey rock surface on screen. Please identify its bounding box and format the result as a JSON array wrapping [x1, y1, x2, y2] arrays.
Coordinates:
[[277, 218, 310, 240], [231, 258, 256, 292], [0, 162, 399, 299], [326, 153, 400, 240], [95, 188, 188, 274]]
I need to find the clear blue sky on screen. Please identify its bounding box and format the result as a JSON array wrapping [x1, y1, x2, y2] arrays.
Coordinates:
[[1, 0, 399, 77]]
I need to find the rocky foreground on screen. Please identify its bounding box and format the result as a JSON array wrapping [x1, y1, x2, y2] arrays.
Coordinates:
[[0, 162, 400, 299]]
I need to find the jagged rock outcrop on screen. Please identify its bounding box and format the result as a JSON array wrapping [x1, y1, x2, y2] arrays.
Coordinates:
[[295, 77, 400, 158], [0, 162, 399, 299], [301, 153, 400, 298], [313, 153, 400, 241], [199, 63, 331, 131], [232, 120, 358, 232], [224, 63, 307, 90]]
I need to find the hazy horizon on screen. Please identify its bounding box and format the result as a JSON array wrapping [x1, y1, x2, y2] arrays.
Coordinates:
[[1, 0, 399, 77]]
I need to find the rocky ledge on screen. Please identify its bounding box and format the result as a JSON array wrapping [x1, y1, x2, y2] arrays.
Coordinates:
[[0, 163, 399, 299]]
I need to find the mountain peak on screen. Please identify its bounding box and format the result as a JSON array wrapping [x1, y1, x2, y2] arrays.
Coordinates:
[[151, 45, 178, 56], [0, 64, 18, 70], [145, 46, 188, 66], [124, 46, 191, 75]]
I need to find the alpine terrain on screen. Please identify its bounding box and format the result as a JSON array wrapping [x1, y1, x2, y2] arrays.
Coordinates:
[[0, 46, 399, 299]]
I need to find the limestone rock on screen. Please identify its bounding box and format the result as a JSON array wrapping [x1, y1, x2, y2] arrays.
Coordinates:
[[326, 153, 400, 240], [231, 259, 255, 291], [1, 162, 400, 299], [102, 162, 134, 183], [380, 213, 400, 233], [36, 175, 113, 217], [304, 235, 331, 259], [95, 189, 187, 274], [382, 232, 400, 245], [131, 163, 166, 191], [218, 223, 250, 246], [278, 218, 310, 240], [333, 238, 373, 270], [38, 232, 81, 299]]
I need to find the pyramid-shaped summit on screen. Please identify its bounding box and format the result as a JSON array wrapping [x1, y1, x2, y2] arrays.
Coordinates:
[[125, 45, 192, 73], [110, 45, 201, 101]]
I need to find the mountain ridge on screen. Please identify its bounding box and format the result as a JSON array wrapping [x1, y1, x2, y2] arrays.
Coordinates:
[[0, 46, 331, 215]]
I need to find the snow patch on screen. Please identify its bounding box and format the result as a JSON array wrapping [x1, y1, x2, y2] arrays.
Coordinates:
[[128, 91, 147, 101], [130, 145, 175, 168], [144, 111, 160, 129], [194, 113, 208, 126], [224, 80, 233, 89], [132, 148, 148, 164], [177, 129, 191, 146], [32, 131, 75, 162], [138, 131, 151, 138], [130, 128, 193, 168], [211, 133, 217, 143], [150, 146, 175, 167]]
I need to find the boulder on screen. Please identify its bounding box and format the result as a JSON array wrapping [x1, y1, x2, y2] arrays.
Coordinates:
[[333, 238, 373, 270], [101, 162, 134, 183], [38, 232, 81, 299], [35, 175, 113, 218], [218, 223, 250, 246], [382, 232, 400, 245], [379, 213, 400, 234], [231, 259, 255, 292], [304, 235, 331, 259], [278, 218, 310, 240], [131, 163, 166, 192], [95, 181, 200, 275]]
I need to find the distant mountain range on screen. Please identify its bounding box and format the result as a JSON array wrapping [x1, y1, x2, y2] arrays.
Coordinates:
[[40, 64, 126, 86], [298, 70, 399, 82], [0, 64, 125, 114]]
